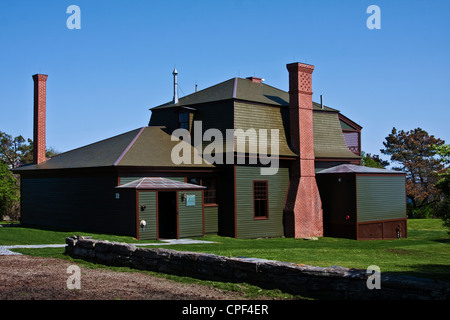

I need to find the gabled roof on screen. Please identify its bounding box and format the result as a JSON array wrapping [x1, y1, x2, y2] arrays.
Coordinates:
[[151, 77, 338, 112], [317, 164, 404, 175], [116, 177, 206, 190], [13, 127, 213, 172], [14, 76, 361, 173], [149, 77, 359, 160]]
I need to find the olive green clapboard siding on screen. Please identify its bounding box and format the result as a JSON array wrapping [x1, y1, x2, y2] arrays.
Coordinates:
[[20, 176, 136, 236], [204, 206, 218, 234], [235, 166, 289, 238], [356, 176, 406, 222], [178, 190, 204, 238], [138, 191, 157, 240]]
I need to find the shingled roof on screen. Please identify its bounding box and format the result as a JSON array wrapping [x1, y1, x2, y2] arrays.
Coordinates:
[[13, 126, 213, 172], [152, 77, 359, 160], [151, 77, 338, 111], [14, 77, 360, 173]]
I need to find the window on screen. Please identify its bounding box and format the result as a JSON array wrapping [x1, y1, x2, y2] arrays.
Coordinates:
[[202, 178, 217, 205], [187, 178, 217, 205], [177, 112, 190, 130], [343, 131, 360, 155], [253, 180, 268, 219]]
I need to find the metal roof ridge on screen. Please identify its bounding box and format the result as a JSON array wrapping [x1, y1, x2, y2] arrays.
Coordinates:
[[113, 127, 146, 166], [135, 177, 146, 189], [232, 77, 238, 99], [317, 163, 404, 174]]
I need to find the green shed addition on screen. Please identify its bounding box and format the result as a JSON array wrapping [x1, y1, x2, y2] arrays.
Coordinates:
[[316, 164, 407, 240], [116, 177, 206, 240]]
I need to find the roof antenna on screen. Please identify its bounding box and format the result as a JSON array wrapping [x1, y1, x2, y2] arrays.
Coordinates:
[[172, 68, 178, 104]]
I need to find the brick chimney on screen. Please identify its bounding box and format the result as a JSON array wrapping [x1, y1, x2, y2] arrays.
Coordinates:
[[32, 74, 48, 165], [246, 77, 263, 83], [283, 62, 323, 238]]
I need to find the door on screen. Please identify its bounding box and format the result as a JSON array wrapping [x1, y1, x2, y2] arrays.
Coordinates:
[[158, 191, 178, 239]]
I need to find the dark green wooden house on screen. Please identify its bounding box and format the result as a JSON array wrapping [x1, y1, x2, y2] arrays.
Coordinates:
[[13, 62, 404, 240]]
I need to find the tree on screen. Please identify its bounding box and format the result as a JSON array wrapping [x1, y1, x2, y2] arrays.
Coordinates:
[[381, 127, 445, 217], [0, 130, 59, 167], [0, 131, 33, 168], [361, 151, 389, 168], [433, 144, 450, 230], [0, 162, 20, 220], [0, 130, 59, 221], [433, 144, 450, 194]]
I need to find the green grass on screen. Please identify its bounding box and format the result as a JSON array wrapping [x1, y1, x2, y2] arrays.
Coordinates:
[[2, 219, 449, 291], [0, 223, 150, 245]]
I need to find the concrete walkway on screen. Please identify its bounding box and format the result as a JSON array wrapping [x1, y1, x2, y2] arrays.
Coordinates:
[[0, 239, 215, 256]]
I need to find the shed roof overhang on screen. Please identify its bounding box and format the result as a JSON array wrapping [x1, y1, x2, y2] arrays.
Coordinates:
[[116, 177, 206, 190], [317, 164, 405, 175]]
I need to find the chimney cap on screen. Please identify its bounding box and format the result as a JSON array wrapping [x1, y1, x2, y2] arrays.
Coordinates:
[[172, 68, 178, 75], [246, 76, 263, 83], [32, 74, 48, 80], [286, 62, 314, 74]]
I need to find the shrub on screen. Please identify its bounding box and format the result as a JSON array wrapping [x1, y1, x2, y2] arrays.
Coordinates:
[[0, 162, 20, 221]]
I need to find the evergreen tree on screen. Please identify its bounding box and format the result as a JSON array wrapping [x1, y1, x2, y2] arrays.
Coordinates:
[[381, 127, 445, 217]]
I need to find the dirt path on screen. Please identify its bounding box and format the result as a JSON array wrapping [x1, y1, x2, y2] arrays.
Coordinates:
[[0, 255, 249, 300]]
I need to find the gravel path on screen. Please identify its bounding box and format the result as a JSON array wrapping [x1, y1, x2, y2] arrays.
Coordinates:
[[0, 255, 249, 300], [0, 239, 263, 300]]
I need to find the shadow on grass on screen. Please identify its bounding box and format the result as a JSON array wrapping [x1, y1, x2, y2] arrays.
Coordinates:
[[433, 238, 450, 244], [386, 264, 450, 283]]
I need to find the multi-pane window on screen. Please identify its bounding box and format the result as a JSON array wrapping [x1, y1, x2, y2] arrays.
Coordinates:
[[203, 178, 217, 205], [343, 131, 360, 155], [253, 180, 268, 219], [178, 112, 189, 130], [187, 178, 217, 205]]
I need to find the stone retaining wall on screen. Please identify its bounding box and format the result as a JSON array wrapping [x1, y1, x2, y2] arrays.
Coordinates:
[[65, 236, 449, 300]]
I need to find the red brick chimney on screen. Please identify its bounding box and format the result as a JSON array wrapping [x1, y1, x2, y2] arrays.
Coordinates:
[[246, 77, 263, 83], [32, 74, 48, 165], [283, 62, 323, 238]]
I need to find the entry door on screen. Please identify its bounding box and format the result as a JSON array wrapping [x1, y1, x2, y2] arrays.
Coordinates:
[[158, 191, 178, 239]]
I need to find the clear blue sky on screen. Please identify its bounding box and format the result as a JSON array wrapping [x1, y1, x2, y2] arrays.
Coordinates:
[[1, 0, 449, 161]]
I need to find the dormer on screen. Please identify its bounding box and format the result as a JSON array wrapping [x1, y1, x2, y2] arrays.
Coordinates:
[[339, 113, 362, 156], [174, 106, 196, 132]]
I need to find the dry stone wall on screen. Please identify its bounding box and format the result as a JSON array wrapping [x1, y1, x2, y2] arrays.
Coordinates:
[[65, 236, 449, 300]]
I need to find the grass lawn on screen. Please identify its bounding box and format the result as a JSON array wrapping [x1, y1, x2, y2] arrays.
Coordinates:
[[2, 219, 449, 282], [0, 223, 147, 245]]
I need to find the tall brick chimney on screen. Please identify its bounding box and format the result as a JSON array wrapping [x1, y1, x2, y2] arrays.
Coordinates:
[[283, 62, 323, 238], [32, 74, 48, 165]]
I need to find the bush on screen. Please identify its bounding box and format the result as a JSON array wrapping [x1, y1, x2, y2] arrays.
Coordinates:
[[0, 162, 20, 221], [407, 203, 436, 219], [436, 198, 450, 231]]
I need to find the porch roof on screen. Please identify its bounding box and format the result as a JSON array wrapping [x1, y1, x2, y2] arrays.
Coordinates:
[[116, 177, 206, 190], [317, 164, 405, 175]]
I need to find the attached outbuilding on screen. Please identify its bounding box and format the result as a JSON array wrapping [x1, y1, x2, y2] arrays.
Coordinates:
[[316, 164, 407, 240], [116, 177, 206, 240]]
